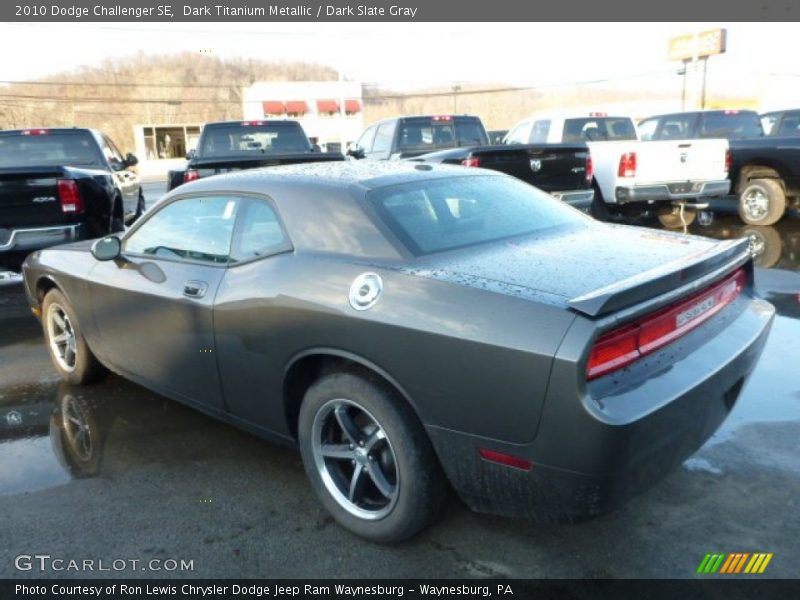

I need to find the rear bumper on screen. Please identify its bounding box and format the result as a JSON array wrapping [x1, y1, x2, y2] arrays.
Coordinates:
[[427, 295, 774, 522], [551, 189, 594, 211], [614, 180, 731, 204], [0, 224, 85, 253]]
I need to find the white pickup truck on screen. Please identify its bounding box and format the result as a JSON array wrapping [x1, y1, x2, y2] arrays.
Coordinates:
[[504, 112, 730, 227]]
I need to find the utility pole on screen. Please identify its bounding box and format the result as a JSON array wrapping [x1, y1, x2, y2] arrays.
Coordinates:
[[452, 84, 461, 113], [700, 57, 708, 109], [678, 61, 688, 111]]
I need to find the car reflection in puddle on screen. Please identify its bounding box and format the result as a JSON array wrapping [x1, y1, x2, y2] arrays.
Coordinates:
[[0, 378, 226, 496]]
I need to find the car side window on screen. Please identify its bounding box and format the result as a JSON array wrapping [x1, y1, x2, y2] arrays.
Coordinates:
[[657, 115, 694, 140], [505, 122, 531, 145], [372, 122, 396, 155], [125, 196, 240, 265], [102, 135, 125, 170], [638, 118, 658, 141], [529, 120, 551, 143], [761, 114, 778, 135], [230, 199, 291, 262], [776, 113, 800, 136], [355, 125, 377, 153]]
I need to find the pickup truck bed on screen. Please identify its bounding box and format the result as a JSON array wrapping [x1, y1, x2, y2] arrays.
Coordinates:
[[414, 143, 594, 210], [0, 128, 142, 270]]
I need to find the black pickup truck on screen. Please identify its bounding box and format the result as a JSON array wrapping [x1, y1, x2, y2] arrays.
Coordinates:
[[0, 128, 142, 270], [639, 109, 800, 226], [352, 115, 593, 209], [167, 120, 343, 191], [347, 115, 490, 160], [412, 143, 594, 210]]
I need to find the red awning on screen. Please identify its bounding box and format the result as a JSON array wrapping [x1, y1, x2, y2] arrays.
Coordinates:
[[317, 99, 339, 113], [286, 101, 309, 114], [262, 101, 285, 115], [345, 99, 361, 113]]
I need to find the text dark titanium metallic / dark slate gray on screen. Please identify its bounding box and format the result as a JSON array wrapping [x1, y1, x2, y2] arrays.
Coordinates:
[[22, 161, 774, 543]]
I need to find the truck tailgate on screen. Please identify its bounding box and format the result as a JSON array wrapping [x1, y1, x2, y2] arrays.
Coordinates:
[[191, 152, 344, 178], [0, 167, 68, 229], [472, 144, 590, 192], [635, 139, 728, 184]]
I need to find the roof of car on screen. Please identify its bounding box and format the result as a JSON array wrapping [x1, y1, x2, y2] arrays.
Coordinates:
[[202, 120, 301, 127], [176, 160, 493, 195]]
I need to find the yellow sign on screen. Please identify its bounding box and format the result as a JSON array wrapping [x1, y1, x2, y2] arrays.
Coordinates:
[[668, 29, 727, 61]]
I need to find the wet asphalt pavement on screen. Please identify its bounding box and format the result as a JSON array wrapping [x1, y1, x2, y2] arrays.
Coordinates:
[[0, 184, 798, 579]]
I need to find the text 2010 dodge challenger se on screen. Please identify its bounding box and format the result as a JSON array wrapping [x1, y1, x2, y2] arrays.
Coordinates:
[[22, 162, 773, 542]]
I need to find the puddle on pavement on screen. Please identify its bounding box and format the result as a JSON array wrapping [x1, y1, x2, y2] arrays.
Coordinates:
[[0, 377, 227, 496]]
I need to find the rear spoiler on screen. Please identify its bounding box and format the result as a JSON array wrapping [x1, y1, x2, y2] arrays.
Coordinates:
[[568, 238, 751, 317]]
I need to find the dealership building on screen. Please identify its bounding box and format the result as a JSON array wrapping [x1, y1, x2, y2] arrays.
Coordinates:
[[241, 81, 364, 153]]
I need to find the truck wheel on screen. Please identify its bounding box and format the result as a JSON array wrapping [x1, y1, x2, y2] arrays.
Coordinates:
[[589, 183, 609, 221], [657, 206, 696, 228], [134, 190, 146, 221], [738, 179, 786, 226], [298, 371, 446, 543], [42, 289, 107, 385], [110, 195, 125, 233], [737, 225, 783, 268]]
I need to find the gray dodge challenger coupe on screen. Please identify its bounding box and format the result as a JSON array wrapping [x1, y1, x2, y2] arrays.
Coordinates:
[[22, 162, 774, 542]]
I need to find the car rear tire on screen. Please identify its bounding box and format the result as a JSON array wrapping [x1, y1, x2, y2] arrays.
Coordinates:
[[657, 205, 697, 228], [298, 371, 446, 543], [738, 179, 786, 226], [42, 289, 106, 385]]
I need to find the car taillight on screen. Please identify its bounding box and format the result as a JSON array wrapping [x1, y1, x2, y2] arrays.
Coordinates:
[[461, 157, 481, 168], [20, 129, 49, 136], [184, 169, 200, 183], [586, 268, 746, 381], [432, 115, 453, 121], [724, 149, 731, 175], [618, 152, 636, 178], [585, 154, 594, 183], [57, 179, 83, 214]]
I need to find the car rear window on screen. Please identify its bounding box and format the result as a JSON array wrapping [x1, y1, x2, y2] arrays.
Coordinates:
[[562, 118, 637, 142], [397, 118, 488, 152], [0, 132, 104, 168], [698, 113, 763, 139], [370, 174, 583, 256], [199, 122, 311, 158]]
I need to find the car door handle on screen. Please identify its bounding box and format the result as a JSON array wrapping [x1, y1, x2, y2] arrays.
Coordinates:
[[183, 281, 208, 299]]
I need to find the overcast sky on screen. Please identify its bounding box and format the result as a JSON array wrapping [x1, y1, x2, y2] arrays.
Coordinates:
[[1, 22, 798, 90]]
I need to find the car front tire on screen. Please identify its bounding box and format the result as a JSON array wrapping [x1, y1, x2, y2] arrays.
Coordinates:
[[42, 289, 106, 385], [298, 371, 446, 543]]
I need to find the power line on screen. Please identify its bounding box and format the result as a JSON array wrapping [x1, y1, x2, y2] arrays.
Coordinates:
[[0, 79, 262, 89]]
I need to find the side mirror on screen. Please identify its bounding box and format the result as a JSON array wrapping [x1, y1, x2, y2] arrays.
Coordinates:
[[185, 149, 196, 160], [346, 146, 365, 159], [91, 236, 121, 261], [124, 153, 138, 167]]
